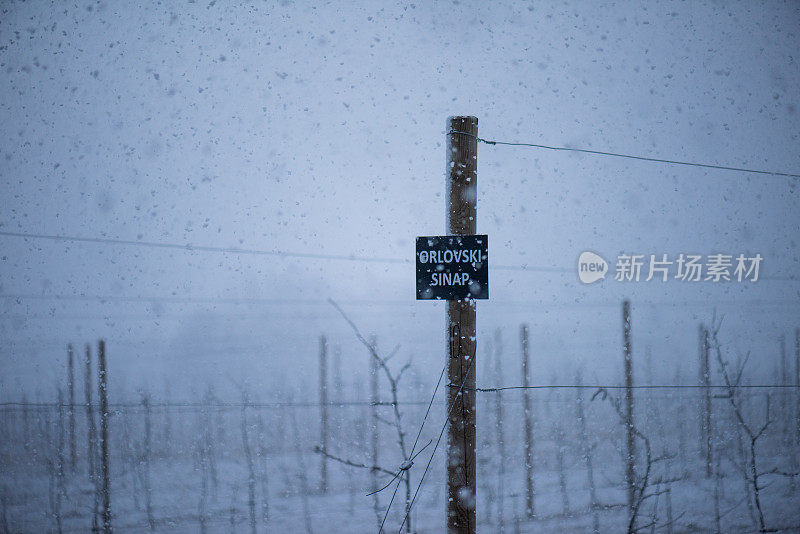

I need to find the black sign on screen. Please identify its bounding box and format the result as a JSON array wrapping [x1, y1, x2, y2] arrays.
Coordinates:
[[416, 235, 488, 300]]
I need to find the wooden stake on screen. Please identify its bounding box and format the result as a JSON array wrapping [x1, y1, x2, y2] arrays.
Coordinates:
[[319, 335, 329, 494], [85, 343, 99, 532], [795, 328, 800, 449], [699, 324, 712, 477], [521, 324, 535, 519], [369, 335, 380, 527], [493, 329, 505, 530], [622, 300, 635, 512], [98, 339, 111, 533], [68, 344, 76, 471], [780, 334, 789, 447], [446, 116, 478, 534]]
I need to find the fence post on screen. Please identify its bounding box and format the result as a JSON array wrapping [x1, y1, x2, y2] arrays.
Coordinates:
[[85, 343, 99, 531], [520, 324, 535, 520], [779, 334, 789, 446], [575, 370, 599, 532], [98, 339, 111, 533], [792, 329, 800, 491], [795, 328, 800, 451], [142, 394, 155, 530], [699, 324, 712, 477], [446, 116, 478, 534], [319, 335, 329, 494], [622, 300, 635, 512], [369, 335, 380, 527], [68, 344, 76, 471], [493, 329, 505, 530]]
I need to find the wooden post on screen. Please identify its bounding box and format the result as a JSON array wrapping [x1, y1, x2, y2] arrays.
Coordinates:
[[319, 335, 329, 494], [85, 343, 99, 532], [779, 334, 789, 446], [446, 116, 478, 534], [575, 371, 600, 533], [369, 335, 381, 527], [699, 324, 712, 477], [795, 328, 800, 450], [98, 339, 112, 533], [622, 300, 635, 512], [520, 324, 535, 519], [793, 328, 800, 489], [68, 344, 76, 470], [142, 394, 155, 531], [493, 329, 505, 531]]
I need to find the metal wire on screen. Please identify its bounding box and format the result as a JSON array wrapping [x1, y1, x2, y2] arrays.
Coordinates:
[[398, 342, 476, 533], [448, 130, 800, 179]]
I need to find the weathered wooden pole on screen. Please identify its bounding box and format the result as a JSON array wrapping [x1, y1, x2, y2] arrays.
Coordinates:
[[699, 324, 712, 477], [369, 335, 381, 527], [85, 343, 99, 532], [68, 343, 76, 470], [795, 328, 800, 450], [319, 334, 329, 494], [493, 329, 505, 530], [98, 339, 112, 533], [521, 323, 535, 519], [446, 116, 478, 534], [622, 300, 635, 512]]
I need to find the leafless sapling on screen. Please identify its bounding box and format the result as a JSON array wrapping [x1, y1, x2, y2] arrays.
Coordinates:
[[592, 387, 679, 534], [709, 321, 799, 533], [323, 299, 423, 533]]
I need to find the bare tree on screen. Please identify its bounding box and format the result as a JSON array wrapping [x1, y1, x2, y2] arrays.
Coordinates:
[[592, 388, 679, 534], [320, 299, 424, 533], [709, 321, 799, 533]]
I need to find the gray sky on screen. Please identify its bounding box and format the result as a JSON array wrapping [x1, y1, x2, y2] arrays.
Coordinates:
[[1, 1, 798, 400]]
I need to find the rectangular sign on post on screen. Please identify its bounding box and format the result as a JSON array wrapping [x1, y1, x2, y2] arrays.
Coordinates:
[[416, 235, 489, 300]]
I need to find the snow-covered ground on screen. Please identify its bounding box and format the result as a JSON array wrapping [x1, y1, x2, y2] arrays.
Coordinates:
[[3, 385, 798, 532]]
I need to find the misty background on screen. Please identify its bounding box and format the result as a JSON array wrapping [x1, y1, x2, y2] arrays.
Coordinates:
[[2, 1, 797, 401]]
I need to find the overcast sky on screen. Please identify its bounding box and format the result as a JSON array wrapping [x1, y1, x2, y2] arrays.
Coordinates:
[[1, 1, 798, 400]]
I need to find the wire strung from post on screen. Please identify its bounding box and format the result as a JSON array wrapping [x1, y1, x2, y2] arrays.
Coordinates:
[[448, 130, 800, 179], [450, 383, 800, 392], [1, 383, 795, 409], [398, 332, 476, 533], [408, 358, 448, 463], [369, 441, 432, 498], [375, 440, 433, 534], [375, 359, 447, 523], [379, 331, 450, 533]]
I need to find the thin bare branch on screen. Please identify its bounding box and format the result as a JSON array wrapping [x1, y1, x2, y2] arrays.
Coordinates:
[[312, 446, 396, 478]]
